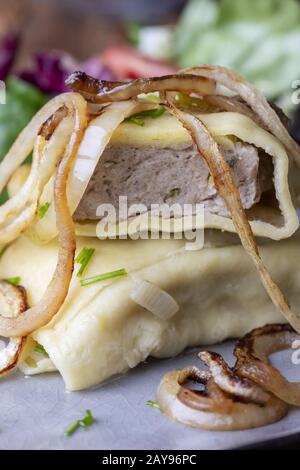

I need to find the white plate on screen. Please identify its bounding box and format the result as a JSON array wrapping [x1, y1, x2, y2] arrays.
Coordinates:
[[0, 340, 300, 450]]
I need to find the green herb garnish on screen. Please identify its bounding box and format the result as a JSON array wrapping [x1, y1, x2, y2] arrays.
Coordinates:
[[4, 276, 21, 286], [34, 343, 49, 357], [80, 268, 127, 287], [65, 410, 95, 437], [126, 115, 145, 126], [138, 107, 165, 119], [76, 247, 95, 277], [38, 202, 50, 219], [146, 400, 160, 409], [125, 106, 165, 126]]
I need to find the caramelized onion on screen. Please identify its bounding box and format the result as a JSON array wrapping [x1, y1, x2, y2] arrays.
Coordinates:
[[0, 110, 74, 245], [0, 94, 87, 337], [181, 65, 300, 165], [0, 98, 81, 245], [234, 324, 300, 406], [65, 71, 216, 104], [0, 93, 83, 194], [198, 351, 269, 405], [0, 281, 28, 376], [157, 366, 287, 431]]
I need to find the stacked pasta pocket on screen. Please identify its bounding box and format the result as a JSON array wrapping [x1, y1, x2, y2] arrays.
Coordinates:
[[0, 66, 299, 396]]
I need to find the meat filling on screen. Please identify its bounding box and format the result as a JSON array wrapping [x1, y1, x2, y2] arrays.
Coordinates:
[[74, 141, 273, 221]]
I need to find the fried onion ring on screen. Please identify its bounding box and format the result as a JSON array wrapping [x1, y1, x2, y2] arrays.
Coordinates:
[[181, 65, 300, 165], [65, 71, 216, 103], [234, 324, 300, 406], [0, 281, 28, 376], [198, 351, 269, 405], [157, 366, 287, 431]]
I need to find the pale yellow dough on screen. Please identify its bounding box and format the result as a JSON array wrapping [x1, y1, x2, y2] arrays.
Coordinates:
[[0, 235, 299, 390]]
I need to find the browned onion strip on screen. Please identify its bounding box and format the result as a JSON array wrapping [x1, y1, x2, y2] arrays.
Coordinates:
[[181, 65, 300, 165], [0, 281, 28, 376], [39, 105, 69, 140], [164, 102, 300, 334], [234, 324, 300, 406], [0, 106, 73, 246], [0, 94, 87, 338], [0, 138, 47, 245], [198, 351, 269, 405], [157, 366, 287, 431], [0, 93, 82, 195], [205, 95, 265, 126], [65, 71, 216, 103]]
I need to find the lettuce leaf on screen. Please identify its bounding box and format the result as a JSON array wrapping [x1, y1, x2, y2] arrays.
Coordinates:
[[173, 0, 300, 104]]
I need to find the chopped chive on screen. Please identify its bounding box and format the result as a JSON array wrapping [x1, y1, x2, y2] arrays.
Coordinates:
[[125, 106, 165, 126], [125, 115, 145, 126], [80, 268, 127, 287], [65, 410, 95, 436], [65, 420, 80, 437], [137, 107, 165, 119], [79, 409, 95, 429], [38, 202, 50, 219], [34, 343, 49, 357], [75, 247, 95, 277], [146, 400, 160, 409], [4, 276, 21, 286]]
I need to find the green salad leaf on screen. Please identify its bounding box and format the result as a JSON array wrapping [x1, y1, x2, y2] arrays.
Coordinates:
[[172, 0, 300, 107]]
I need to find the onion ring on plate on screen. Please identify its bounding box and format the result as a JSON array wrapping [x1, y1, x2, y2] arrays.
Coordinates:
[[29, 100, 154, 244], [0, 281, 28, 376], [234, 324, 300, 406], [0, 93, 87, 337], [157, 366, 287, 431], [65, 71, 216, 104], [180, 65, 300, 165], [163, 100, 300, 334], [198, 351, 269, 405]]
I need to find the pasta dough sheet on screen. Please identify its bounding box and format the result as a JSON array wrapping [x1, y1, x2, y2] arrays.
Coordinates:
[[0, 235, 299, 390]]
